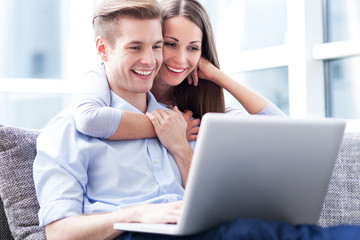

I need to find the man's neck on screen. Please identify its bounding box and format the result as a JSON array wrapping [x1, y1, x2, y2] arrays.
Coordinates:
[[107, 80, 148, 113], [115, 90, 148, 113], [151, 77, 175, 106], [105, 67, 148, 113]]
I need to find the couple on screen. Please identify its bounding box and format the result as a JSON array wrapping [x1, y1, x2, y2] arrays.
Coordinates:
[[33, 0, 360, 239]]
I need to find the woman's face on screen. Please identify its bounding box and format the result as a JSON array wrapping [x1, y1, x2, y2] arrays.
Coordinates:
[[157, 16, 203, 87]]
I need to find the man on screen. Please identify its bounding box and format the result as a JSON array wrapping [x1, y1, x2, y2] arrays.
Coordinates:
[[34, 1, 193, 239], [34, 0, 360, 239]]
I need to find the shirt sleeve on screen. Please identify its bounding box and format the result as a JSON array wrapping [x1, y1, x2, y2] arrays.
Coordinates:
[[225, 105, 251, 117], [255, 101, 287, 116], [226, 101, 287, 117], [33, 113, 89, 226], [72, 63, 121, 139]]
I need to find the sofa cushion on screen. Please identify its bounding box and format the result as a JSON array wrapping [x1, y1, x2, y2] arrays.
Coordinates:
[[319, 132, 360, 227], [0, 125, 46, 239]]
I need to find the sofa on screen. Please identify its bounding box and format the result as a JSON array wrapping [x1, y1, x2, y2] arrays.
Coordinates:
[[0, 124, 360, 239]]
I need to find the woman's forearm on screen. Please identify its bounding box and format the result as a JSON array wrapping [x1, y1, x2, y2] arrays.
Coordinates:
[[211, 69, 268, 114], [108, 110, 156, 140]]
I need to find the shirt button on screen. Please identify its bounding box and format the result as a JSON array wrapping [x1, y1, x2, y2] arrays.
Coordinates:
[[154, 158, 159, 163], [162, 188, 167, 193], [169, 195, 176, 201]]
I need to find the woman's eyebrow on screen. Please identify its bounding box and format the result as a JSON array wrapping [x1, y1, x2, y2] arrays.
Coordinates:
[[190, 40, 201, 44], [164, 36, 179, 42], [164, 36, 201, 44]]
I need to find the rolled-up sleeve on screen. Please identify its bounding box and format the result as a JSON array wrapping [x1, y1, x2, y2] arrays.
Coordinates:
[[34, 113, 89, 226], [72, 63, 122, 139]]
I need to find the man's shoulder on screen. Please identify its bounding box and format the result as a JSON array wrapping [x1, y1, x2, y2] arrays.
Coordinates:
[[40, 106, 77, 134]]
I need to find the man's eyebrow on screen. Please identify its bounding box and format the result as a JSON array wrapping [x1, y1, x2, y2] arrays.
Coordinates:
[[164, 36, 201, 44], [155, 39, 164, 44], [126, 39, 164, 45], [127, 41, 144, 45]]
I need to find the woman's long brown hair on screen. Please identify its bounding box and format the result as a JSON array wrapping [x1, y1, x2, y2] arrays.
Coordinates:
[[160, 0, 225, 119]]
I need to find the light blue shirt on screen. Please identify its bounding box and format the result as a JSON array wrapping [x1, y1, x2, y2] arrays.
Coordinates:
[[34, 92, 196, 227]]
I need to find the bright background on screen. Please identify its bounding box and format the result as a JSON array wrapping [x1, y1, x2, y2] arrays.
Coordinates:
[[0, 0, 359, 130]]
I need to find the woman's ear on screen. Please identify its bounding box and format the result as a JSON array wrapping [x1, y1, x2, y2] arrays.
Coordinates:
[[96, 36, 108, 62]]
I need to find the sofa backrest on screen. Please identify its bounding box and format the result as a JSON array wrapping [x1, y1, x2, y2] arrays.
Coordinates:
[[0, 197, 13, 240], [0, 125, 45, 240]]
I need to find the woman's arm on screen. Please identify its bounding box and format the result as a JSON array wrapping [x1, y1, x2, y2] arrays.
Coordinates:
[[74, 65, 199, 140], [45, 201, 183, 240], [73, 64, 157, 139], [147, 107, 194, 187], [192, 57, 273, 114]]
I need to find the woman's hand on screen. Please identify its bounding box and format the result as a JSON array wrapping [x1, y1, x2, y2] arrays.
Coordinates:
[[182, 110, 200, 141], [187, 57, 220, 86], [146, 107, 194, 187], [146, 106, 188, 152]]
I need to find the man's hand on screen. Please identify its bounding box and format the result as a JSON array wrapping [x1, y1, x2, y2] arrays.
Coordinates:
[[123, 201, 184, 224], [45, 201, 184, 240]]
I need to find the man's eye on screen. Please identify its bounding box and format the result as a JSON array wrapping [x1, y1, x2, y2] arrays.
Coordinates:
[[153, 45, 162, 49], [130, 46, 140, 50]]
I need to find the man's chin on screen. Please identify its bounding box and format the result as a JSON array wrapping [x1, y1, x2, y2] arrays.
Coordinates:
[[137, 85, 153, 94]]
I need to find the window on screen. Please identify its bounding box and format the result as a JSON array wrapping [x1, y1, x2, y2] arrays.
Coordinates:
[[1, 0, 360, 129], [322, 0, 360, 118], [200, 0, 289, 115], [203, 0, 360, 123], [0, 0, 96, 128]]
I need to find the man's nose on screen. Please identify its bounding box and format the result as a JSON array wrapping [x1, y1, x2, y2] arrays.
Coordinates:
[[140, 48, 156, 65]]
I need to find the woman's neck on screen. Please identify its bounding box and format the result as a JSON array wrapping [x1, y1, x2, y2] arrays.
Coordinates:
[[151, 77, 175, 106]]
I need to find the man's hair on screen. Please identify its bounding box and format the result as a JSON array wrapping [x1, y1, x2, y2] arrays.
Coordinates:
[[93, 0, 162, 47]]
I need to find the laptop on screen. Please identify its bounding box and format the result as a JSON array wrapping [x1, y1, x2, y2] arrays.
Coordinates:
[[114, 113, 346, 236]]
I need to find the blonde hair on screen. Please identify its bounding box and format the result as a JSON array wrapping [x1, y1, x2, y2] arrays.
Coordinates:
[[93, 0, 162, 47], [160, 0, 225, 119]]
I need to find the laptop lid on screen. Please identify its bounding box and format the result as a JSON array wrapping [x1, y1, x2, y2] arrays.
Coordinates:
[[114, 114, 346, 236]]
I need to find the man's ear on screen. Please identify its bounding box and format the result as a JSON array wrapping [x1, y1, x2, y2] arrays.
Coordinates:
[[96, 36, 108, 62]]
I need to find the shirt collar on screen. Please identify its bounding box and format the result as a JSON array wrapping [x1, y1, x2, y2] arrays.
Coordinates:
[[110, 91, 168, 113]]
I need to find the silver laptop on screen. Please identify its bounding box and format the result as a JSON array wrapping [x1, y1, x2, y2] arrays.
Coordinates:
[[114, 113, 346, 236]]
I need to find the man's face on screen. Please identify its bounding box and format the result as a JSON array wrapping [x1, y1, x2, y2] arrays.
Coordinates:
[[104, 17, 163, 98]]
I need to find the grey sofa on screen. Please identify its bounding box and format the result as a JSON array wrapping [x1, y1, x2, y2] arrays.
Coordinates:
[[0, 124, 360, 239]]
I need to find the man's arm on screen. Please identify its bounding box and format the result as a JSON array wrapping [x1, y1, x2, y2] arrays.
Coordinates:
[[45, 202, 183, 240]]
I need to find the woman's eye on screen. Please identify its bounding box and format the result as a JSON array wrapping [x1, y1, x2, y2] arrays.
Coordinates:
[[164, 42, 175, 47], [189, 46, 200, 51]]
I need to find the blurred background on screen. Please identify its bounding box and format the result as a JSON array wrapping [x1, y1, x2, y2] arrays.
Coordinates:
[[0, 0, 359, 129]]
